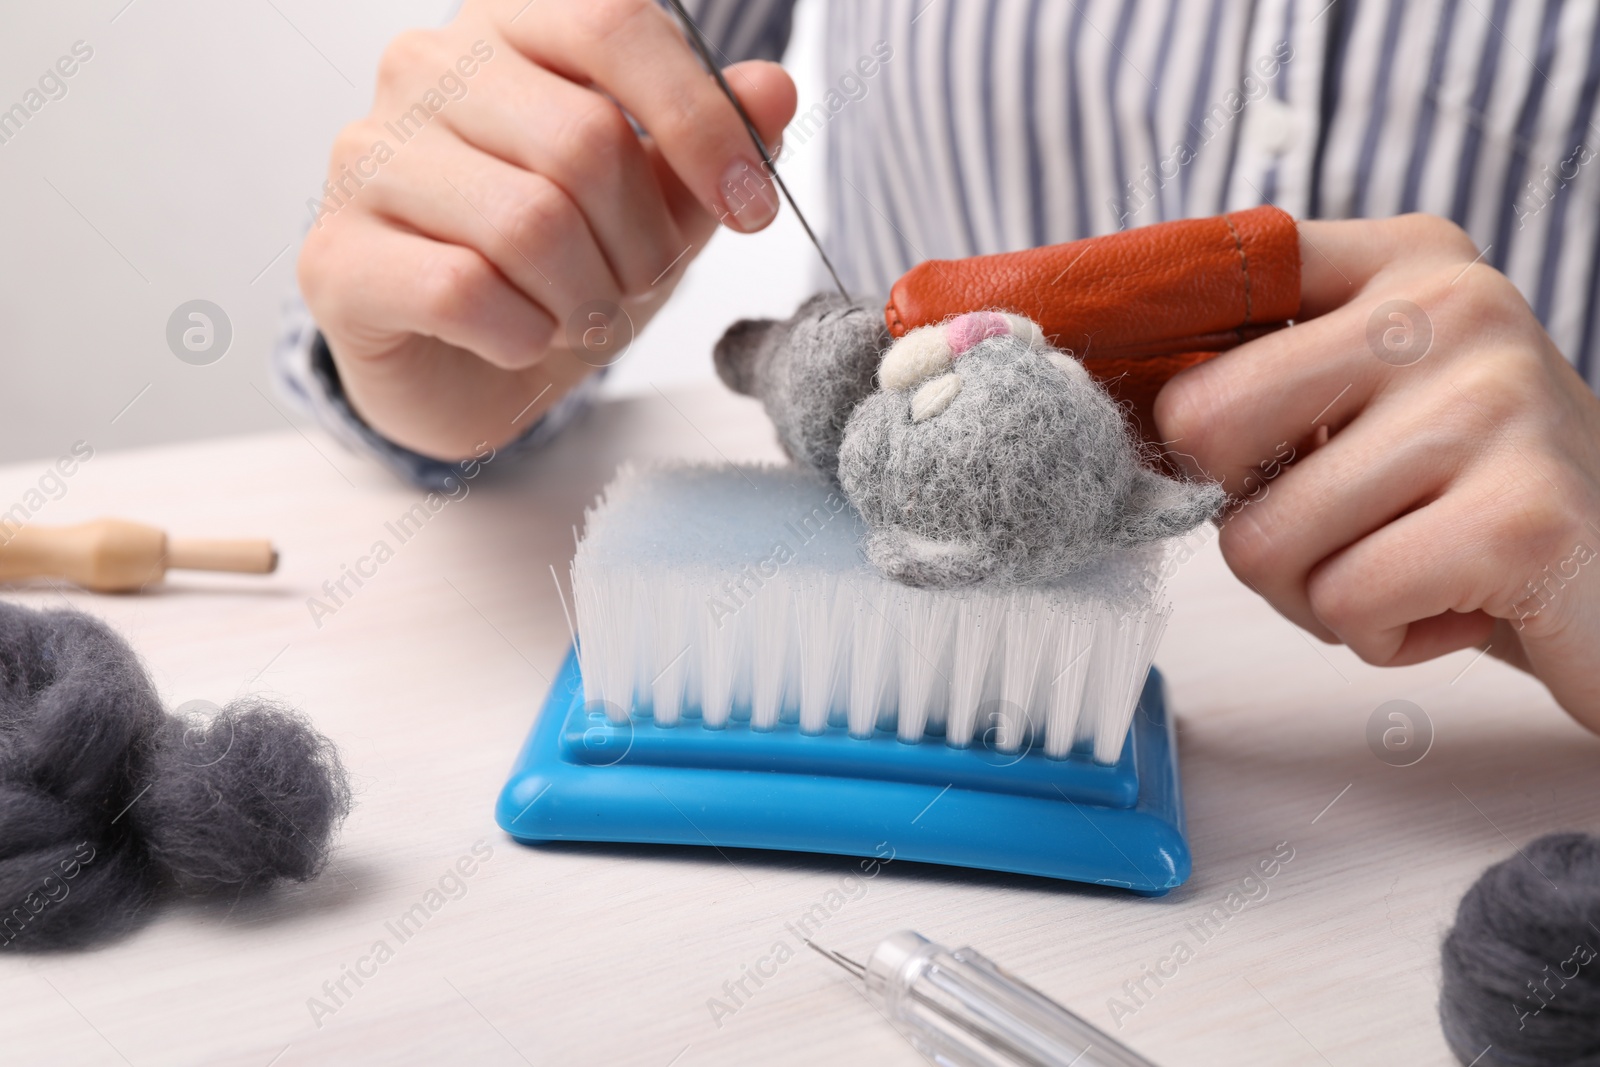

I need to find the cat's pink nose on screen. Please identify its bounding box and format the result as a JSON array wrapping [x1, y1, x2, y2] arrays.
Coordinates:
[[945, 311, 1013, 356]]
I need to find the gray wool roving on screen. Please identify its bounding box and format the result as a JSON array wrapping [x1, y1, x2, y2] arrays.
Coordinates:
[[1440, 833, 1600, 1066], [0, 600, 350, 950], [715, 296, 1222, 587]]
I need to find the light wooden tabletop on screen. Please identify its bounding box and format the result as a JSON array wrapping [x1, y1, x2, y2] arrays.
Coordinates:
[[1, 384, 1593, 1067]]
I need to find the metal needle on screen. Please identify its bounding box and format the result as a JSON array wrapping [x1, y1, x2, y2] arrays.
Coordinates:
[[662, 0, 854, 302], [804, 939, 867, 979]]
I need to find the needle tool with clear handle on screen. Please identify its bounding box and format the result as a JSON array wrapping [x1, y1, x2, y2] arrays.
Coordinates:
[[805, 932, 1162, 1067]]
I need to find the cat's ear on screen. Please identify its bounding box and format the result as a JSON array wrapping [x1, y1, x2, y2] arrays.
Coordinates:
[[1112, 467, 1225, 547], [712, 317, 780, 397]]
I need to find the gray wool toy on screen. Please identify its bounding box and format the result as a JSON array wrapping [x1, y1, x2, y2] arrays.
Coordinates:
[[714, 299, 1223, 588], [713, 293, 888, 479]]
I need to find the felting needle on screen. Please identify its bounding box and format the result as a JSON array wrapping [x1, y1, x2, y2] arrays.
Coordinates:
[[662, 0, 853, 302], [807, 931, 1162, 1067], [0, 518, 278, 593], [803, 938, 866, 978]]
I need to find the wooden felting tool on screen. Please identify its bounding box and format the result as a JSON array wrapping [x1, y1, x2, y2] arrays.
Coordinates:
[[0, 519, 278, 593]]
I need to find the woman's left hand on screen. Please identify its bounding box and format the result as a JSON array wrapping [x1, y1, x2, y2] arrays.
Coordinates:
[[1155, 213, 1600, 731]]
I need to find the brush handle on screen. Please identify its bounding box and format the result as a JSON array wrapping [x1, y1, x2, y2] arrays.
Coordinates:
[[0, 519, 278, 593]]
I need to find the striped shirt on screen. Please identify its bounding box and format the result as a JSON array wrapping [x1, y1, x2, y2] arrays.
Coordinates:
[[700, 0, 1600, 380], [279, 0, 1600, 483]]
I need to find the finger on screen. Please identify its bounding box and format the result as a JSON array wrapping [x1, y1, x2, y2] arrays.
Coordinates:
[[1155, 300, 1389, 492], [1155, 219, 1479, 492], [1303, 488, 1527, 666], [1388, 611, 1498, 665], [1296, 214, 1480, 318], [509, 2, 796, 231], [305, 212, 554, 371], [644, 133, 722, 260], [1156, 214, 1477, 474], [1217, 386, 1479, 641], [361, 130, 622, 325], [433, 47, 687, 293]]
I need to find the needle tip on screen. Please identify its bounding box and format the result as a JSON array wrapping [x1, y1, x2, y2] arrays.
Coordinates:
[[804, 939, 866, 978]]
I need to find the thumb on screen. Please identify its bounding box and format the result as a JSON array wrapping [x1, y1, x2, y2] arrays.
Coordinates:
[[1492, 583, 1600, 734]]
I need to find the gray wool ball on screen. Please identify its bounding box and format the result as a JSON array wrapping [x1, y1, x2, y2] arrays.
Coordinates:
[[713, 292, 889, 480], [0, 600, 351, 951], [838, 332, 1223, 587], [1440, 833, 1600, 1066]]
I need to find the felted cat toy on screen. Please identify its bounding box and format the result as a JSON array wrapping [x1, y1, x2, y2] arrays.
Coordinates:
[[714, 206, 1302, 589]]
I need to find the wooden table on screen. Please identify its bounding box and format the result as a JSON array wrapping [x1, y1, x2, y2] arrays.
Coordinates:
[[1, 384, 1593, 1066]]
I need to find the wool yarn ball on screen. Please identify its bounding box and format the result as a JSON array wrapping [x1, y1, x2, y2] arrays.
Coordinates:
[[1440, 833, 1600, 1065], [0, 600, 350, 950]]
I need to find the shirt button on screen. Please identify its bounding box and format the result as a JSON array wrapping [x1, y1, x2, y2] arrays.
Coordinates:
[[1249, 96, 1299, 157]]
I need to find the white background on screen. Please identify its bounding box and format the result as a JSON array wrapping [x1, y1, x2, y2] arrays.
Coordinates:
[[0, 0, 826, 464]]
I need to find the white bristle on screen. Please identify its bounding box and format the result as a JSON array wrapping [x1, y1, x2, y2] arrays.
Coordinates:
[[995, 591, 1051, 752], [791, 573, 850, 733], [1040, 607, 1094, 758], [846, 584, 899, 737], [695, 567, 742, 728], [894, 589, 955, 742], [1083, 603, 1171, 763], [750, 578, 791, 730], [570, 551, 635, 724], [568, 464, 1175, 763], [946, 600, 1004, 747], [647, 573, 691, 726], [629, 572, 654, 715]]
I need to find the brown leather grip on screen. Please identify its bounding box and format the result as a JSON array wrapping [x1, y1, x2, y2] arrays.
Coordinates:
[[884, 205, 1301, 440]]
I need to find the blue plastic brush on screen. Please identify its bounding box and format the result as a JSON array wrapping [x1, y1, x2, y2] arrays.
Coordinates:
[[496, 464, 1190, 893]]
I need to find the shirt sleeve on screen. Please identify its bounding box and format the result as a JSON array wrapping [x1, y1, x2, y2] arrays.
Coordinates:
[[270, 0, 801, 487], [271, 291, 602, 492]]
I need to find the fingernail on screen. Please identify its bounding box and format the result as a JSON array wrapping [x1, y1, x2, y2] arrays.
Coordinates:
[[718, 158, 780, 231]]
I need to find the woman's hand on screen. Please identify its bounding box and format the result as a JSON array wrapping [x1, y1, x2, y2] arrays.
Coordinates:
[[1156, 214, 1600, 731], [297, 0, 796, 459]]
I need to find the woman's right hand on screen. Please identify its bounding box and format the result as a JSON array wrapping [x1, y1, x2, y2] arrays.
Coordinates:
[[297, 0, 797, 460]]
